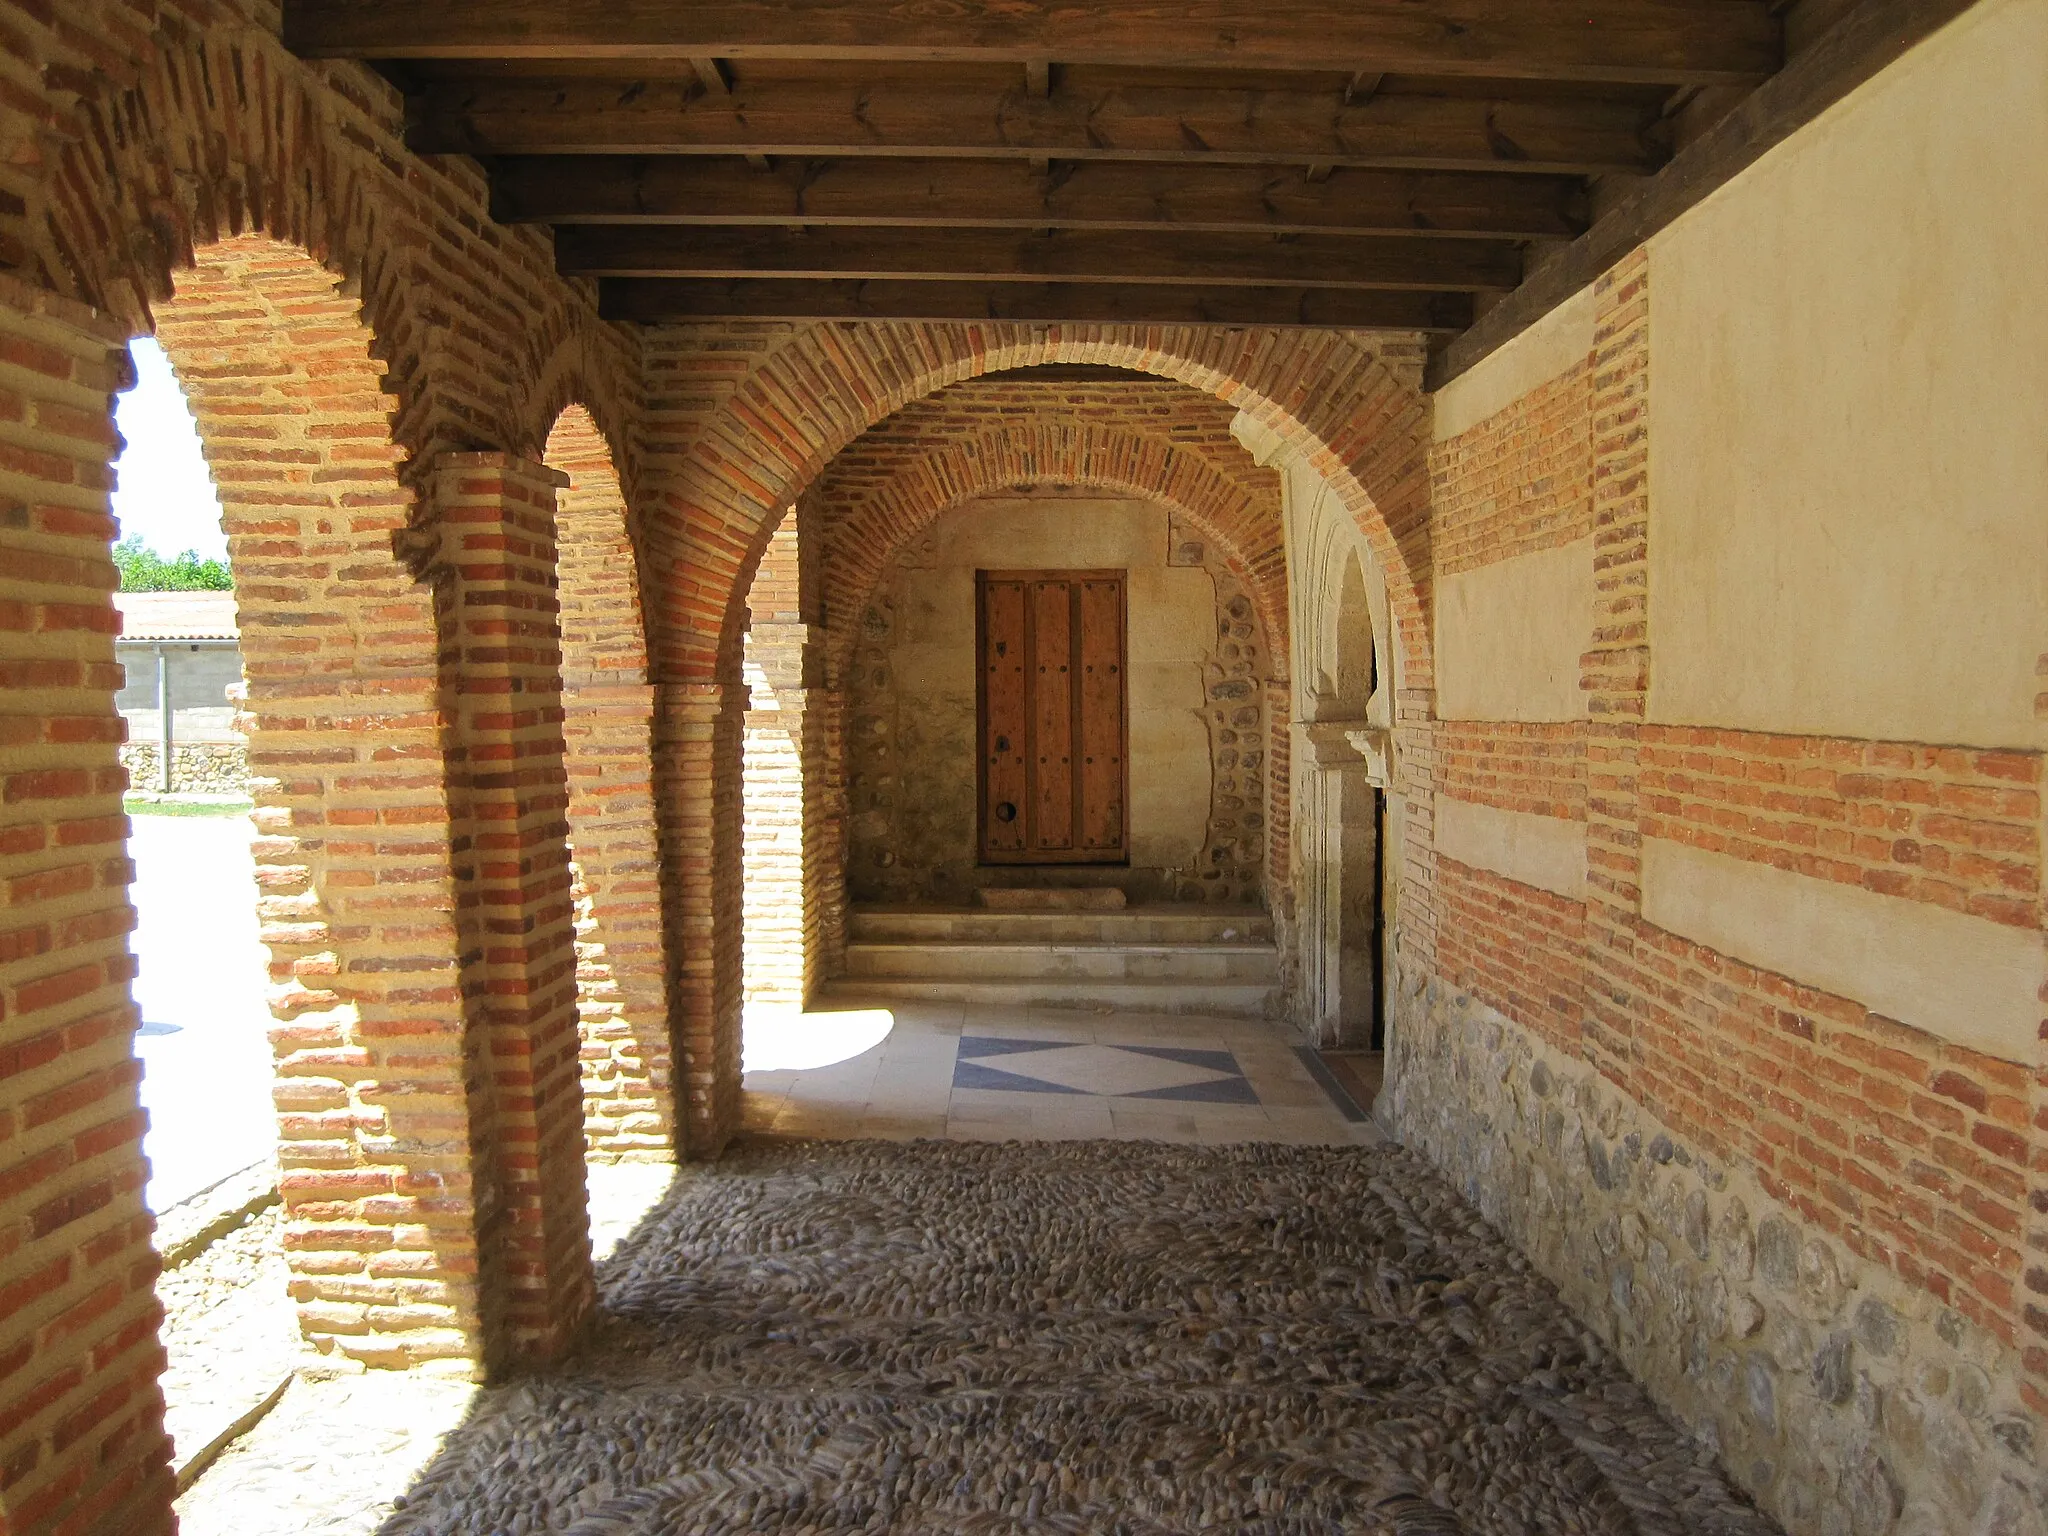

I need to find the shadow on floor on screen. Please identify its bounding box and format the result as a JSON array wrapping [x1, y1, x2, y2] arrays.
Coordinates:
[[346, 1138, 1779, 1536]]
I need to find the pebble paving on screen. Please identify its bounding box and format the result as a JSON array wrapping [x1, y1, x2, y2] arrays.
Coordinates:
[[369, 1139, 1781, 1535]]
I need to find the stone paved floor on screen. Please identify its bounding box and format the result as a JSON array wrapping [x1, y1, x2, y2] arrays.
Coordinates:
[[741, 999, 1380, 1146], [183, 1142, 1778, 1535]]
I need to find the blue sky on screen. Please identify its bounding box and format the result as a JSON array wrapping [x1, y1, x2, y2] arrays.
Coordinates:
[[111, 338, 228, 562]]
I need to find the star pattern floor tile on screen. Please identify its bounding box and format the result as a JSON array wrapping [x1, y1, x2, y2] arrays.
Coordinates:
[[954, 1036, 1259, 1104]]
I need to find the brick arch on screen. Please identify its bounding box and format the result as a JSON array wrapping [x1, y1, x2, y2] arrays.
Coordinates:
[[542, 404, 673, 1160], [813, 421, 1290, 694], [146, 234, 503, 1373], [651, 323, 1433, 1150], [38, 4, 635, 484], [648, 325, 1431, 693]]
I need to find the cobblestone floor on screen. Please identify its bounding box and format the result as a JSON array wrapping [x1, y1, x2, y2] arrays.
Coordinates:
[[185, 1141, 1779, 1534]]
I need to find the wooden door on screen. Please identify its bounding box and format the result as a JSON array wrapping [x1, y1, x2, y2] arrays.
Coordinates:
[[978, 569, 1128, 864]]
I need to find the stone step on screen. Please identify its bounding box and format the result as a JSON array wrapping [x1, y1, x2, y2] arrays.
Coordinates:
[[848, 906, 1273, 946], [822, 977, 1281, 1019], [844, 939, 1279, 984]]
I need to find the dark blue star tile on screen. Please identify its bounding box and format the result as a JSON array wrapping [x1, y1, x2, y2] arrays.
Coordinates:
[[1125, 1074, 1262, 1106], [957, 1035, 1085, 1060], [1116, 1044, 1242, 1075], [951, 1060, 1088, 1095]]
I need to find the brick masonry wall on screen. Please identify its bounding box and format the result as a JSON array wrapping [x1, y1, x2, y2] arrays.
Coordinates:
[[0, 276, 172, 1536], [1429, 358, 1594, 575], [1639, 728, 2038, 931], [1440, 721, 1585, 821], [1397, 241, 2048, 1534]]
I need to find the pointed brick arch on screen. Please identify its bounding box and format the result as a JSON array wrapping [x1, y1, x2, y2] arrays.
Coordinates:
[[544, 404, 674, 1159]]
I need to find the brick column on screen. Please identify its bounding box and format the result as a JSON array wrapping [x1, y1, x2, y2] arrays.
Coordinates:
[[742, 620, 817, 1006], [0, 281, 173, 1534], [813, 684, 850, 980], [1581, 249, 1653, 1092], [655, 679, 744, 1152], [428, 454, 594, 1370]]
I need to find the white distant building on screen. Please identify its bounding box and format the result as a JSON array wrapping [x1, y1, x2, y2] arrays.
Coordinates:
[[113, 591, 247, 796]]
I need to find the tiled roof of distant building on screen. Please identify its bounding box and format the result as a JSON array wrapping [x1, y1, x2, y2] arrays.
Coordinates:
[[113, 590, 239, 642]]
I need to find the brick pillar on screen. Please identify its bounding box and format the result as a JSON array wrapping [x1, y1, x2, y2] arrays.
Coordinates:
[[813, 684, 851, 980], [562, 678, 672, 1159], [427, 453, 594, 1370], [655, 680, 744, 1152], [1581, 248, 1653, 1092], [0, 281, 173, 1535], [742, 620, 817, 1006]]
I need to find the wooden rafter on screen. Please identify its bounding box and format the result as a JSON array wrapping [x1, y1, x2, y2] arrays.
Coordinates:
[[553, 226, 1524, 291], [409, 77, 1665, 176], [495, 157, 1588, 240], [598, 278, 1475, 329], [287, 0, 1779, 86]]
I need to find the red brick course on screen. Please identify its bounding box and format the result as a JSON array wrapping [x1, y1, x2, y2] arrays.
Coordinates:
[[1429, 358, 1593, 578], [1438, 859, 1586, 1054], [1641, 727, 2040, 929], [1441, 722, 1586, 823]]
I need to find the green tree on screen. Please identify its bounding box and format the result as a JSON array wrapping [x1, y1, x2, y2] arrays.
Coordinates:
[[114, 535, 231, 591]]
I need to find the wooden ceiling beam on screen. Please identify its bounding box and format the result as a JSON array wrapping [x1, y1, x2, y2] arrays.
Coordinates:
[[495, 157, 1587, 240], [555, 226, 1523, 290], [409, 77, 1663, 176], [598, 278, 1475, 330], [286, 0, 1778, 86]]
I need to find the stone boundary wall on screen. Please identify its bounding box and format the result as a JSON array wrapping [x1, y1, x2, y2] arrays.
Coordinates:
[[118, 741, 249, 797]]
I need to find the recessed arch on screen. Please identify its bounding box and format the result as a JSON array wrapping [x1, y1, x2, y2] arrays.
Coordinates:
[[648, 325, 1432, 693], [814, 423, 1291, 693], [542, 403, 674, 1160], [640, 322, 1434, 1150]]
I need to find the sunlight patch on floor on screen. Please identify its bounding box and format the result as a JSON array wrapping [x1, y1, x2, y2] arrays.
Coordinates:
[[741, 1003, 895, 1073]]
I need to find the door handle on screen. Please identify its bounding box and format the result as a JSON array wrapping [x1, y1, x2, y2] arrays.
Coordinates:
[[994, 802, 1017, 822]]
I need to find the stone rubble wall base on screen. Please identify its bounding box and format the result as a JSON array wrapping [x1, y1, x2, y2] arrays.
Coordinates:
[[1388, 964, 2046, 1536], [119, 740, 250, 797]]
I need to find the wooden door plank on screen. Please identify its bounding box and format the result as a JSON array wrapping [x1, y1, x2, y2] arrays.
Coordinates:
[[979, 578, 1029, 859], [287, 0, 1779, 87], [1076, 576, 1128, 855], [1029, 579, 1075, 853]]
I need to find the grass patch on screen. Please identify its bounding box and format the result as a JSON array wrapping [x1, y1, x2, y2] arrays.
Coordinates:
[[124, 797, 254, 818]]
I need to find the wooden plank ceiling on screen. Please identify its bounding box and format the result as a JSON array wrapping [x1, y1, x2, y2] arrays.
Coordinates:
[[283, 1, 1816, 350]]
